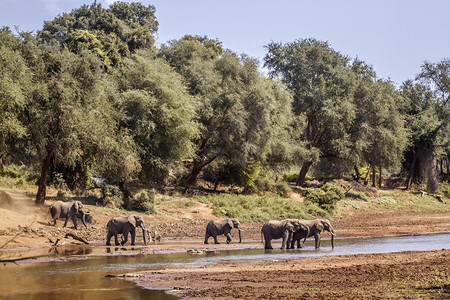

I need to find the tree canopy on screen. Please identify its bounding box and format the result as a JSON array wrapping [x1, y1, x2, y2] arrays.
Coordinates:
[[0, 2, 448, 205]]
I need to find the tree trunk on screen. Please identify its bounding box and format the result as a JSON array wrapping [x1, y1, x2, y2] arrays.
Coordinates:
[[118, 180, 131, 199], [354, 165, 360, 182], [371, 164, 377, 188], [35, 149, 54, 205], [184, 160, 204, 187], [378, 166, 382, 188], [296, 161, 313, 186], [445, 155, 450, 182], [363, 164, 371, 185], [405, 150, 419, 190]]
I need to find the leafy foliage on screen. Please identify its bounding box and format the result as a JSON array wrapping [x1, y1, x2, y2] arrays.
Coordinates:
[[303, 182, 345, 213], [124, 189, 157, 214], [38, 1, 158, 67], [101, 184, 124, 208]]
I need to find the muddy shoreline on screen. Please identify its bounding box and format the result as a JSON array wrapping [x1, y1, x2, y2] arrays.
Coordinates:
[[131, 250, 450, 299]]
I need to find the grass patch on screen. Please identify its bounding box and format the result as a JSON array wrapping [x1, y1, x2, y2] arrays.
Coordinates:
[[199, 193, 329, 222], [368, 189, 449, 212]]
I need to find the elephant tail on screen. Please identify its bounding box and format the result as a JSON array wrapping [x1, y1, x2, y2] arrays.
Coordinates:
[[260, 226, 264, 244]]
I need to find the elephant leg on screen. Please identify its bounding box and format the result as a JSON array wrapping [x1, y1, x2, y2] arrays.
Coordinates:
[[114, 234, 120, 246], [297, 238, 303, 249], [106, 232, 112, 246], [130, 230, 136, 246], [71, 214, 78, 230], [121, 233, 128, 245], [204, 232, 210, 244], [63, 216, 70, 228], [213, 235, 220, 244], [314, 234, 320, 249], [264, 238, 273, 249], [225, 233, 232, 244], [281, 231, 290, 249]]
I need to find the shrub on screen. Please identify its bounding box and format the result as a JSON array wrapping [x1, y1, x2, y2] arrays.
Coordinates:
[[101, 184, 124, 208], [303, 182, 345, 213], [1, 164, 21, 178], [282, 172, 298, 183], [275, 182, 292, 197], [253, 177, 273, 191], [56, 190, 71, 202], [125, 189, 157, 214], [438, 182, 450, 198], [345, 191, 368, 201]]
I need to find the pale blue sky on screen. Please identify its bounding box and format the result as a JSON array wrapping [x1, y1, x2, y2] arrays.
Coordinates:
[[1, 0, 448, 85]]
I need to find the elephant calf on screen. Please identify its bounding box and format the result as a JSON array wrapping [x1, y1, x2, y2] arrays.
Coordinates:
[[49, 200, 87, 230], [261, 219, 309, 250], [106, 215, 147, 246], [204, 218, 242, 244], [289, 219, 335, 249]]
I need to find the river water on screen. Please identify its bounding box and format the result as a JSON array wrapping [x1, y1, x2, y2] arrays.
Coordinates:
[[0, 233, 448, 299]]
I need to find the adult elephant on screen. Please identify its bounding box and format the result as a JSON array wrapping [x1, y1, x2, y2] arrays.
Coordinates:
[[261, 219, 310, 250], [204, 218, 242, 244], [106, 215, 147, 246], [49, 200, 87, 230], [289, 219, 335, 249]]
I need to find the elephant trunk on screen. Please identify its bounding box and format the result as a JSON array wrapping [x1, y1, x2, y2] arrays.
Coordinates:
[[140, 224, 147, 246], [302, 224, 310, 244], [80, 210, 87, 229], [329, 225, 335, 249], [238, 226, 242, 243]]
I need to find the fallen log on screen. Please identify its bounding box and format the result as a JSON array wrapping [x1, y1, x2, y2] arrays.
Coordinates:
[[64, 233, 89, 244]]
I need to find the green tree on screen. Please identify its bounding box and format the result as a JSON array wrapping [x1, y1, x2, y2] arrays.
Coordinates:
[[112, 49, 198, 182], [264, 38, 357, 186], [38, 1, 158, 67], [160, 36, 293, 186], [400, 81, 439, 190], [26, 47, 138, 205], [417, 59, 449, 186], [353, 77, 409, 187], [0, 28, 32, 158]]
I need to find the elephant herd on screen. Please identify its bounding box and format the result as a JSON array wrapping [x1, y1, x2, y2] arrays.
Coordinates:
[[205, 217, 335, 250], [49, 200, 149, 246], [49, 201, 335, 249]]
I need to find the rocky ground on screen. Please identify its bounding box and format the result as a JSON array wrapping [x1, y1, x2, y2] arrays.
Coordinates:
[[0, 187, 449, 299]]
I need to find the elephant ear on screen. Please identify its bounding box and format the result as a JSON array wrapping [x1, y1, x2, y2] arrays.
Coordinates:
[[73, 201, 80, 213], [128, 215, 137, 228], [315, 222, 324, 233], [227, 219, 234, 228], [286, 221, 295, 232]]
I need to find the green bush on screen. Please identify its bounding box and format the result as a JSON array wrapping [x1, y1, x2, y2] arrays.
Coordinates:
[[438, 182, 450, 198], [247, 178, 292, 197], [56, 190, 71, 202], [101, 184, 124, 208], [282, 172, 298, 183], [303, 182, 345, 213], [1, 164, 21, 178], [345, 191, 368, 201], [275, 182, 292, 197], [125, 189, 157, 214]]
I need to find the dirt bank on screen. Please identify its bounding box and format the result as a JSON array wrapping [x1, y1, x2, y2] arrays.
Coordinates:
[[0, 187, 449, 253], [133, 250, 449, 299]]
